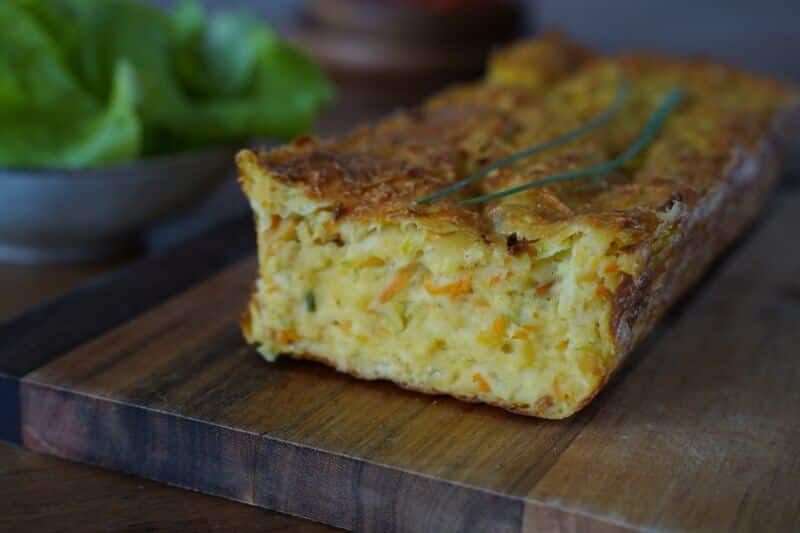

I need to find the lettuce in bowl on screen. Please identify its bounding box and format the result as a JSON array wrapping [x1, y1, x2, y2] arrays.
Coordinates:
[[0, 0, 333, 168]]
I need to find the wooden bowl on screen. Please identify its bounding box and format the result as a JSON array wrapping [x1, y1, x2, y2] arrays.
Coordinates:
[[289, 0, 526, 112]]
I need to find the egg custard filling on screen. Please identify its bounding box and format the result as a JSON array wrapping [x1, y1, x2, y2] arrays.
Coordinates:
[[238, 33, 796, 418]]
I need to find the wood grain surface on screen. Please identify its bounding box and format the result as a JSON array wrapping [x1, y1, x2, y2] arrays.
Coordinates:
[[0, 442, 334, 533], [9, 188, 800, 531]]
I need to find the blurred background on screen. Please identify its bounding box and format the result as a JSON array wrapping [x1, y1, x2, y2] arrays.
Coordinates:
[[152, 0, 800, 82]]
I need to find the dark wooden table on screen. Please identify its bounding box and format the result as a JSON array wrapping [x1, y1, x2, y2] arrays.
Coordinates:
[[0, 442, 334, 532]]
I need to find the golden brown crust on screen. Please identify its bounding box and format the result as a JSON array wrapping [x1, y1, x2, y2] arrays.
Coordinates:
[[243, 35, 796, 246], [487, 29, 595, 89], [609, 109, 796, 354]]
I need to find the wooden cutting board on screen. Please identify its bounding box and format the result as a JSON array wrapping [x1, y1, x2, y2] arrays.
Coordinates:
[[2, 190, 800, 532]]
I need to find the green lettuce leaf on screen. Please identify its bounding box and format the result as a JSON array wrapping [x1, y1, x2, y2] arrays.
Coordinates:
[[0, 2, 140, 168], [0, 0, 332, 168], [167, 2, 334, 146], [171, 2, 270, 99]]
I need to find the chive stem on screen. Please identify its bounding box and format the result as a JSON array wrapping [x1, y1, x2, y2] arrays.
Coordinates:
[[305, 291, 316, 312], [459, 87, 683, 205], [415, 77, 631, 205]]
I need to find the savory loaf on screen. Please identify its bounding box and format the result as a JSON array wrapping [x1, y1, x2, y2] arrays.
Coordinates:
[[238, 33, 797, 418]]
